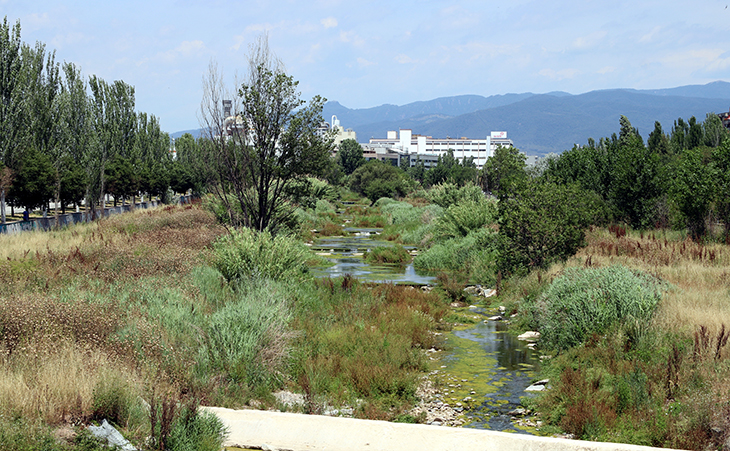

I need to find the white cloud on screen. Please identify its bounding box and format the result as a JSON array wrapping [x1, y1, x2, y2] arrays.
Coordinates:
[[321, 17, 338, 29], [572, 31, 607, 49], [395, 54, 419, 64], [338, 30, 365, 47], [597, 66, 616, 74], [357, 57, 375, 67], [657, 48, 728, 71], [638, 26, 661, 44]]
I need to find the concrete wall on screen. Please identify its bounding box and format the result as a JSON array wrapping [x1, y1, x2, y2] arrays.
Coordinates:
[[0, 197, 193, 235], [203, 407, 683, 451]]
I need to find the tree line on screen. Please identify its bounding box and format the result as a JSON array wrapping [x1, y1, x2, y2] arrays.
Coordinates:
[[0, 17, 183, 224]]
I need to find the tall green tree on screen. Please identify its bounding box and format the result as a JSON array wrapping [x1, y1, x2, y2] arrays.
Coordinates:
[[481, 145, 527, 198], [59, 62, 94, 213], [606, 118, 660, 228], [668, 146, 717, 240], [647, 121, 670, 155], [0, 17, 23, 223], [199, 35, 333, 233], [703, 112, 729, 148], [7, 145, 55, 212], [337, 138, 365, 175], [498, 180, 608, 275], [89, 76, 136, 213]]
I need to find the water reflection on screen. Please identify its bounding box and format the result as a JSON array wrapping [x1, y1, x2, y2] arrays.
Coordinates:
[[448, 316, 541, 432], [309, 228, 435, 285]]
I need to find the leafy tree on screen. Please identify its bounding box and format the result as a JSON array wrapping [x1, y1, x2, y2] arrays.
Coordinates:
[[89, 76, 136, 212], [497, 180, 608, 275], [687, 116, 703, 150], [7, 145, 55, 212], [349, 159, 411, 203], [0, 17, 23, 223], [668, 146, 717, 240], [606, 122, 660, 228], [58, 154, 87, 212], [703, 112, 729, 148], [58, 62, 94, 212], [406, 157, 426, 185], [337, 138, 364, 175], [647, 121, 670, 155], [670, 117, 689, 153], [0, 163, 12, 223], [542, 144, 607, 196], [199, 35, 333, 233], [713, 140, 730, 240], [104, 154, 136, 204], [481, 145, 527, 198]]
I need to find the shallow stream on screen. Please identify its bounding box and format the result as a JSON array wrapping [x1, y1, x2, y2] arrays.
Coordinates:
[[309, 228, 542, 433], [309, 227, 435, 285], [436, 308, 541, 432]]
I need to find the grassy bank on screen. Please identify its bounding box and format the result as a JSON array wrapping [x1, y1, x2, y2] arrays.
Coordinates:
[[494, 228, 730, 449], [0, 201, 453, 449]]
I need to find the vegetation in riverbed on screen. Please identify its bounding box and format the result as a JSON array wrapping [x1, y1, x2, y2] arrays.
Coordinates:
[[496, 228, 730, 449], [364, 243, 412, 265]]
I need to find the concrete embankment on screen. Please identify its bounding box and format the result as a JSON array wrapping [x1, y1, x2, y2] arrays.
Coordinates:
[[203, 407, 682, 451]]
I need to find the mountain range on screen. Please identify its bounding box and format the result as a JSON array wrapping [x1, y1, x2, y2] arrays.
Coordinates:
[[321, 81, 730, 155], [173, 81, 730, 156]]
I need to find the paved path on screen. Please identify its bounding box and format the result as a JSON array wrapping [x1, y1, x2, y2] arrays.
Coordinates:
[[203, 407, 681, 451]]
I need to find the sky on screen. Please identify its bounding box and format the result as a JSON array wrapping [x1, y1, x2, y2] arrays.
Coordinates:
[[3, 0, 730, 134]]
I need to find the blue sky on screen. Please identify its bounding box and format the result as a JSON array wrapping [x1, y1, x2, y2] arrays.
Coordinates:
[[3, 0, 730, 134]]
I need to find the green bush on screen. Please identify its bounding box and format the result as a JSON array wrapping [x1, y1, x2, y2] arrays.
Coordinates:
[[431, 198, 497, 241], [498, 181, 610, 274], [364, 244, 412, 265], [426, 182, 484, 208], [165, 404, 228, 451], [211, 228, 315, 282], [414, 228, 498, 284], [201, 279, 292, 387], [91, 372, 137, 427], [531, 266, 666, 351]]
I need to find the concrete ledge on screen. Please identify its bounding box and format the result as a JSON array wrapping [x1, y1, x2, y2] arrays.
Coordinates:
[[203, 407, 681, 451]]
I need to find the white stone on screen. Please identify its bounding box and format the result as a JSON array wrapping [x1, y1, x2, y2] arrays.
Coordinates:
[[517, 331, 541, 341]]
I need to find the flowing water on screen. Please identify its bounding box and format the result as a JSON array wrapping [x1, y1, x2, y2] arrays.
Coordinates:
[[309, 228, 541, 433], [437, 308, 541, 433], [309, 227, 435, 285]]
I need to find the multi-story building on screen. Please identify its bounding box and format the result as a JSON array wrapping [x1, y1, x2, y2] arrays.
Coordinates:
[[317, 115, 357, 149], [366, 129, 514, 169]]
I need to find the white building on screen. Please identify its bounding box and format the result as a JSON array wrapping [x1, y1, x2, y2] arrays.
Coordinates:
[[317, 115, 357, 149], [367, 130, 514, 169]]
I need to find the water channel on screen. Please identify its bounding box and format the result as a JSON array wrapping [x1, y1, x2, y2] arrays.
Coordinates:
[[310, 227, 542, 433]]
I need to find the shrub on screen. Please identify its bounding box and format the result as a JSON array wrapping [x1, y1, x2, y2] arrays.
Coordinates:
[[426, 182, 484, 208], [414, 228, 498, 284], [498, 181, 610, 274], [211, 228, 315, 282], [364, 244, 412, 265], [431, 198, 497, 241], [200, 280, 292, 388], [531, 266, 667, 351], [164, 403, 228, 451]]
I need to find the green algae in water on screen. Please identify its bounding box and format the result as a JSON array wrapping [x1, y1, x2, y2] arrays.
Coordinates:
[[434, 313, 542, 434]]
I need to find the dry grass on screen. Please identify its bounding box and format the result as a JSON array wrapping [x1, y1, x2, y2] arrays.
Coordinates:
[[0, 203, 226, 431], [0, 342, 141, 425], [574, 228, 730, 335]]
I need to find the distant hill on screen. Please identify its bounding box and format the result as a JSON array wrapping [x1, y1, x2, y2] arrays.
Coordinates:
[[322, 81, 730, 155], [170, 129, 203, 140]]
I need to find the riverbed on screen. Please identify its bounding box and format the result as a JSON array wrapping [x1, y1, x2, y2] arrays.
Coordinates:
[[310, 228, 542, 433]]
